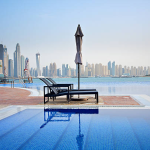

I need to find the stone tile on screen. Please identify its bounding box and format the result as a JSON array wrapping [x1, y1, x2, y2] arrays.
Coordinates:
[[0, 88, 140, 106]]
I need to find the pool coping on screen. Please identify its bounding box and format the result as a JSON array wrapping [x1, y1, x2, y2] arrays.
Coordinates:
[[1, 105, 150, 121]]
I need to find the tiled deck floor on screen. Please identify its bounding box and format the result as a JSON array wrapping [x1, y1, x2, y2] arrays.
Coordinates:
[[0, 87, 140, 106]]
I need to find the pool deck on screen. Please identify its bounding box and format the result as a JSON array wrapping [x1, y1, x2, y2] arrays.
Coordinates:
[[0, 87, 146, 107], [1, 87, 150, 120]]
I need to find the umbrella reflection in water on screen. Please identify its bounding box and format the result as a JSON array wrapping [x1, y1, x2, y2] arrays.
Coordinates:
[[41, 108, 99, 149]]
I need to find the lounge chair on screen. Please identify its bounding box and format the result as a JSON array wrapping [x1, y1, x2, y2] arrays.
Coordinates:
[[39, 78, 73, 92], [44, 85, 99, 104]]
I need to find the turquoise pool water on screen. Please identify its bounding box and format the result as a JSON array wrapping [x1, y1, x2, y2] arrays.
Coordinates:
[[0, 108, 150, 150]]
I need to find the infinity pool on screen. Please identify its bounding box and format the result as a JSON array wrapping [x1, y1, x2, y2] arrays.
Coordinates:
[[0, 108, 150, 150]]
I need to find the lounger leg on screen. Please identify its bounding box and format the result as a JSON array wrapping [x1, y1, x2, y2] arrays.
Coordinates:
[[67, 94, 70, 103], [44, 86, 45, 104], [97, 93, 98, 104]]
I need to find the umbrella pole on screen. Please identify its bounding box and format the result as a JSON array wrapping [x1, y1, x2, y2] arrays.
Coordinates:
[[78, 63, 80, 98]]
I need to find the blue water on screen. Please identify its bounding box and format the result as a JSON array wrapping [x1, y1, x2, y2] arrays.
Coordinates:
[[1, 77, 150, 96], [0, 108, 150, 150]]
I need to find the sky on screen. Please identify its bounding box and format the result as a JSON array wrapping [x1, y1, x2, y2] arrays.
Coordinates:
[[0, 0, 150, 69]]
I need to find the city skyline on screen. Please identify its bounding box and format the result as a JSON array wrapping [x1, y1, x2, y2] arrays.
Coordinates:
[[0, 0, 150, 69], [0, 43, 150, 70], [0, 42, 150, 78]]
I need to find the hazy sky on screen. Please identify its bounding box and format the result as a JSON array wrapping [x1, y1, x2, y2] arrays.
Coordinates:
[[0, 0, 150, 69]]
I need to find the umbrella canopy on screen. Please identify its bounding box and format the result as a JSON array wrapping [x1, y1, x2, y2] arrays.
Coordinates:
[[75, 24, 84, 64]]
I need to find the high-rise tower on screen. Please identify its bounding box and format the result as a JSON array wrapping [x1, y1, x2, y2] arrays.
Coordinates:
[[14, 43, 21, 77], [112, 61, 115, 76], [108, 61, 111, 75], [36, 53, 41, 76], [21, 55, 25, 77], [0, 44, 4, 74], [9, 59, 14, 77]]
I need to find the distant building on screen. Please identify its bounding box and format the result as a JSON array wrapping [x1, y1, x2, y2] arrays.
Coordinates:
[[53, 62, 57, 77], [24, 57, 30, 77], [84, 66, 88, 77], [71, 68, 76, 77], [49, 63, 53, 77], [62, 64, 65, 77], [8, 59, 13, 77], [14, 43, 21, 77], [115, 65, 119, 76], [0, 44, 4, 74], [42, 67, 46, 76], [36, 53, 41, 76], [108, 61, 111, 75], [46, 66, 49, 77], [65, 64, 70, 77], [81, 65, 85, 77], [112, 61, 115, 76], [95, 64, 99, 76], [57, 68, 61, 77], [144, 67, 147, 75], [119, 65, 122, 76], [30, 68, 33, 77], [0, 60, 3, 75], [3, 45, 9, 76], [21, 55, 25, 77], [148, 67, 150, 75], [99, 63, 103, 76]]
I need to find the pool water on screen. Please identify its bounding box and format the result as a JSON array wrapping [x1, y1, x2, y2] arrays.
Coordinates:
[[0, 108, 150, 150]]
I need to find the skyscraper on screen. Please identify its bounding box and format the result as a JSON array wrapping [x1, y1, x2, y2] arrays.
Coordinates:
[[21, 55, 25, 77], [14, 43, 21, 77], [46, 66, 49, 77], [112, 61, 115, 76], [115, 65, 119, 76], [57, 68, 61, 77], [65, 64, 69, 77], [62, 64, 65, 77], [108, 61, 111, 75], [91, 64, 95, 77], [49, 63, 53, 77], [0, 60, 3, 75], [25, 57, 30, 77], [8, 59, 14, 77], [99, 63, 103, 76], [81, 65, 85, 77], [53, 63, 57, 77], [95, 64, 100, 76], [0, 44, 4, 75], [3, 46, 9, 76], [36, 53, 41, 76], [119, 65, 122, 76], [42, 67, 46, 76]]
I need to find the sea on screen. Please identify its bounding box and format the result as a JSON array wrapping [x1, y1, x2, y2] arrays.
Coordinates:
[[1, 77, 150, 96]]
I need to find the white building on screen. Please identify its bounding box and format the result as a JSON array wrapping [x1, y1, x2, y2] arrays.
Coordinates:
[[14, 43, 21, 77], [0, 60, 3, 75], [21, 55, 25, 77], [9, 59, 13, 77], [36, 53, 41, 76]]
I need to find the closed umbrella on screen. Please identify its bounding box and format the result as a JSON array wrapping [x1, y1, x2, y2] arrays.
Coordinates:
[[75, 24, 84, 92]]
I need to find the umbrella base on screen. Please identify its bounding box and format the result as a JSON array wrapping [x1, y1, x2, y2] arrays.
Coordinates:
[[71, 98, 88, 101]]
